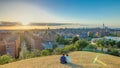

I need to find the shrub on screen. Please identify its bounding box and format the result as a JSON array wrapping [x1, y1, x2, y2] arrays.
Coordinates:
[[32, 49, 41, 57], [26, 52, 34, 58], [0, 55, 14, 65], [19, 49, 40, 59], [54, 48, 63, 55], [40, 50, 51, 56], [63, 45, 76, 53], [108, 48, 120, 56], [83, 44, 97, 51]]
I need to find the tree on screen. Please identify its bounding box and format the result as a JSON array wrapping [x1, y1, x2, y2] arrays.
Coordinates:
[[56, 35, 65, 44], [52, 44, 57, 49], [96, 39, 104, 46], [74, 39, 88, 50], [116, 41, 120, 48], [64, 39, 71, 45], [105, 39, 116, 47], [72, 36, 79, 44], [56, 35, 70, 45], [104, 40, 109, 45], [110, 40, 116, 46]]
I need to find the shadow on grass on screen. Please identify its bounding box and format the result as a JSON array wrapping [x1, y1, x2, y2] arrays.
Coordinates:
[[65, 63, 83, 68]]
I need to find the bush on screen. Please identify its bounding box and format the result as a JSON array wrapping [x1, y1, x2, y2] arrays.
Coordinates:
[[32, 49, 41, 57], [54, 48, 63, 55], [54, 45, 77, 55], [83, 44, 97, 51], [40, 50, 51, 56], [108, 48, 120, 56], [19, 49, 41, 59], [45, 49, 53, 55], [111, 50, 119, 56], [88, 44, 97, 49], [62, 46, 70, 53], [63, 45, 76, 53], [26, 51, 35, 58], [0, 55, 14, 65]]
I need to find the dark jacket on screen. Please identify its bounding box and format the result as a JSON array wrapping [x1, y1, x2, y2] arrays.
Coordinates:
[[60, 56, 66, 64]]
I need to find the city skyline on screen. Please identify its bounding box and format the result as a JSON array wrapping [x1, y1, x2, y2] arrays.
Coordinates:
[[0, 0, 120, 28]]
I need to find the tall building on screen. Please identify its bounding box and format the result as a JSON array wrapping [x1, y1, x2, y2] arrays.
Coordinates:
[[5, 35, 20, 58], [0, 41, 6, 56], [0, 31, 20, 58], [25, 32, 44, 50], [101, 24, 109, 36]]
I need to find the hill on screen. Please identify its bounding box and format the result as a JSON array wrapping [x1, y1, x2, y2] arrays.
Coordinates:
[[0, 51, 120, 68]]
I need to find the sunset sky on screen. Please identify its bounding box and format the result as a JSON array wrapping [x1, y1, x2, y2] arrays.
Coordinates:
[[0, 0, 120, 27]]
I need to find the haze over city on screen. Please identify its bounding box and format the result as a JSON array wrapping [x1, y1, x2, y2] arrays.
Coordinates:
[[0, 0, 120, 28]]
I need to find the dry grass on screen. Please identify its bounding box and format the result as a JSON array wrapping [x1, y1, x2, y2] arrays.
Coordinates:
[[0, 51, 120, 68]]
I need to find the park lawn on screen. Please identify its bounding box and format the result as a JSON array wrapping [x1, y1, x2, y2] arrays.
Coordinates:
[[0, 51, 120, 68]]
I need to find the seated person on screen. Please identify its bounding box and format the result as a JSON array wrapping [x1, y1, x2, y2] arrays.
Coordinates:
[[65, 54, 71, 63], [60, 54, 67, 64]]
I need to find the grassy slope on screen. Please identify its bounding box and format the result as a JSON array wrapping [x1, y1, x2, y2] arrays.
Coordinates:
[[0, 51, 120, 68]]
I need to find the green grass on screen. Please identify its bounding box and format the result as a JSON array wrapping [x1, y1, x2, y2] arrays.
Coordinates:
[[0, 51, 120, 68]]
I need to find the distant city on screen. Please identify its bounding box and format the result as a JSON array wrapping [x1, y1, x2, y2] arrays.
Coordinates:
[[0, 22, 120, 58]]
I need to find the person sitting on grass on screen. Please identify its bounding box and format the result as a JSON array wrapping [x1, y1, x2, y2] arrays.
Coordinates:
[[65, 54, 71, 63], [60, 54, 67, 64]]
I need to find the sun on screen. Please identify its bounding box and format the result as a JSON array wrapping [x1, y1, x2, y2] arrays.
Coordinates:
[[19, 18, 31, 25]]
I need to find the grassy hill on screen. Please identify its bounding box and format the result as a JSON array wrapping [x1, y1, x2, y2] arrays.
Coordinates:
[[0, 51, 120, 68]]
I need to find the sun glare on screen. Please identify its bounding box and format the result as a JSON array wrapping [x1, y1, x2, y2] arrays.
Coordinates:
[[20, 19, 29, 25]]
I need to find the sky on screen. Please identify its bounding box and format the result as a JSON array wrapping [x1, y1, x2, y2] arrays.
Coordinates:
[[0, 0, 120, 27]]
